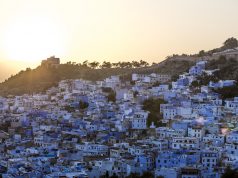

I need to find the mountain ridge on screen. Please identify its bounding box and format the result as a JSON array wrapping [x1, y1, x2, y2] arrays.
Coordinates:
[[0, 37, 237, 97]]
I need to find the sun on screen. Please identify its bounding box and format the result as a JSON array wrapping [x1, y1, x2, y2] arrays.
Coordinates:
[[3, 16, 66, 63]]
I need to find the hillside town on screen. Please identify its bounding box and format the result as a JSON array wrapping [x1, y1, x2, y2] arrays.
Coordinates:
[[0, 59, 238, 178]]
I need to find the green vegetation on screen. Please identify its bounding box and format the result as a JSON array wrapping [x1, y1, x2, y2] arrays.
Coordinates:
[[166, 37, 238, 58], [191, 73, 219, 87], [223, 37, 238, 50], [3, 37, 236, 97], [189, 56, 238, 99], [152, 81, 161, 87], [64, 100, 89, 112], [64, 105, 75, 113], [213, 85, 238, 100], [142, 98, 165, 127], [79, 100, 89, 109], [101, 87, 116, 102], [196, 37, 238, 57], [102, 87, 114, 93], [222, 167, 238, 178], [107, 91, 116, 103], [125, 172, 155, 178], [0, 59, 193, 96], [207, 56, 238, 80]]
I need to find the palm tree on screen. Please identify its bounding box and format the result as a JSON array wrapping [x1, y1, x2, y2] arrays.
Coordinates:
[[140, 60, 149, 67], [119, 61, 131, 68], [82, 60, 88, 68], [112, 62, 119, 68], [132, 61, 141, 68], [118, 62, 125, 68], [126, 61, 132, 68], [89, 61, 99, 69], [115, 62, 121, 68], [101, 61, 112, 68]]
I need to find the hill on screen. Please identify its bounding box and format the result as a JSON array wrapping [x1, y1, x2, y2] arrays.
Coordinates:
[[1, 37, 237, 97], [0, 60, 194, 96]]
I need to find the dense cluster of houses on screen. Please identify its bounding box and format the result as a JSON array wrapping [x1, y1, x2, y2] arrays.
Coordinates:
[[0, 60, 237, 178]]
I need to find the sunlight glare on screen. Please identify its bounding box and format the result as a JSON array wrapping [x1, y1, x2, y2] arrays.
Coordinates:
[[3, 16, 66, 63]]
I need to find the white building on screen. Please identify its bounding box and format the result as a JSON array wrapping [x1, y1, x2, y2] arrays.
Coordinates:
[[202, 134, 225, 145], [225, 143, 238, 162], [163, 107, 177, 120], [201, 151, 219, 170], [177, 107, 192, 118], [132, 73, 171, 83], [76, 143, 109, 156], [226, 131, 238, 143], [188, 125, 205, 140], [105, 76, 120, 88], [156, 127, 186, 139], [131, 111, 148, 129], [155, 168, 178, 178], [171, 137, 199, 150]]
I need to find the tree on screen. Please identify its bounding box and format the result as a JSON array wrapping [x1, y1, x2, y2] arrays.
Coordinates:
[[89, 61, 99, 69], [79, 100, 89, 109], [222, 167, 238, 178], [113, 62, 122, 68], [100, 171, 109, 178], [64, 105, 75, 112], [214, 85, 238, 100], [132, 61, 141, 68], [126, 173, 140, 178], [140, 172, 154, 178], [107, 90, 116, 102], [152, 81, 161, 87], [191, 80, 200, 88], [125, 62, 133, 68], [143, 98, 166, 127], [101, 61, 112, 68], [223, 37, 238, 49], [198, 50, 206, 57], [190, 73, 219, 88], [110, 174, 119, 178], [102, 87, 114, 93], [171, 75, 179, 81], [126, 172, 155, 178], [139, 60, 149, 67], [112, 62, 119, 68], [118, 61, 132, 68], [82, 60, 89, 68]]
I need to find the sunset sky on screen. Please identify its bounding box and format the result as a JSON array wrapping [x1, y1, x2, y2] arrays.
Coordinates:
[[0, 0, 238, 81]]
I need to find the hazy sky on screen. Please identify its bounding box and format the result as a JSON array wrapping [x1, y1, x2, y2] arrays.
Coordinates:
[[0, 0, 238, 81]]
